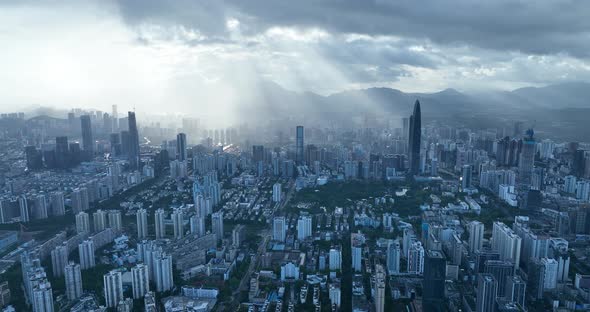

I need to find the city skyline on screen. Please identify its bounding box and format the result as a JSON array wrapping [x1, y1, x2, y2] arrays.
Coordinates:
[[1, 2, 589, 312]]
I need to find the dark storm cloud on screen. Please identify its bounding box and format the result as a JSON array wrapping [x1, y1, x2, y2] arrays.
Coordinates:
[[115, 0, 590, 58]]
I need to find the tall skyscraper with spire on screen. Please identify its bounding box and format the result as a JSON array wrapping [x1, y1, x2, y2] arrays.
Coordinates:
[[408, 100, 421, 175]]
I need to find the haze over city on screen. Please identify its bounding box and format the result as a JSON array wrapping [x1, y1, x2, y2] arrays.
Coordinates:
[[1, 1, 590, 312]]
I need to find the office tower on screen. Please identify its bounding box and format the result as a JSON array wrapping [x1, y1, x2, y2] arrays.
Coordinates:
[[505, 275, 526, 308], [25, 146, 43, 170], [273, 216, 286, 242], [137, 209, 148, 239], [120, 130, 130, 155], [172, 209, 184, 239], [110, 133, 121, 156], [212, 212, 224, 241], [272, 183, 282, 202], [374, 264, 386, 312], [108, 210, 122, 230], [541, 258, 558, 290], [573, 149, 587, 177], [131, 264, 149, 299], [19, 195, 29, 223], [476, 273, 498, 312], [93, 209, 108, 232], [64, 262, 83, 300], [55, 136, 69, 168], [518, 130, 535, 186], [407, 241, 425, 274], [386, 240, 401, 274], [154, 253, 174, 292], [329, 248, 342, 271], [402, 117, 409, 139], [72, 187, 89, 213], [79, 240, 95, 270], [80, 115, 94, 157], [104, 270, 123, 308], [190, 215, 205, 237], [176, 133, 187, 161], [128, 111, 140, 170], [154, 209, 166, 239], [491, 222, 522, 270], [252, 145, 264, 162], [51, 244, 68, 277], [32, 281, 54, 312], [423, 250, 446, 312], [296, 126, 304, 165], [527, 258, 545, 300], [484, 260, 513, 297], [297, 215, 312, 240], [461, 164, 472, 190], [76, 212, 90, 234], [408, 100, 421, 175], [112, 105, 119, 131], [50, 192, 65, 216], [469, 221, 485, 254]]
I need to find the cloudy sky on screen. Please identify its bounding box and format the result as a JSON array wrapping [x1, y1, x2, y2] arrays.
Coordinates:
[[1, 0, 589, 115]]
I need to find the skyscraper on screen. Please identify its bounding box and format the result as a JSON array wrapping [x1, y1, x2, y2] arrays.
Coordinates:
[[154, 209, 166, 239], [272, 183, 282, 202], [108, 210, 122, 230], [176, 133, 187, 161], [273, 216, 286, 242], [505, 275, 526, 308], [154, 253, 173, 292], [111, 105, 118, 132], [408, 100, 421, 175], [93, 209, 107, 232], [518, 130, 536, 187], [476, 273, 498, 312], [374, 264, 386, 312], [137, 208, 148, 239], [484, 260, 514, 297], [252, 145, 264, 162], [75, 212, 90, 234], [64, 262, 83, 300], [72, 187, 89, 213], [386, 240, 401, 274], [329, 248, 342, 271], [79, 240, 95, 270], [468, 221, 485, 254], [32, 281, 54, 312], [80, 115, 94, 157], [50, 192, 65, 216], [50, 244, 68, 278], [212, 212, 224, 242], [491, 222, 522, 270], [131, 263, 149, 299], [297, 215, 312, 240], [55, 136, 69, 168], [461, 164, 472, 190], [296, 126, 304, 165], [128, 111, 140, 170], [172, 209, 184, 239], [423, 250, 446, 312], [103, 270, 123, 308]]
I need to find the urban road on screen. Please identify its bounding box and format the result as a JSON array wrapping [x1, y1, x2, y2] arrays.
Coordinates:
[[220, 181, 296, 311]]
